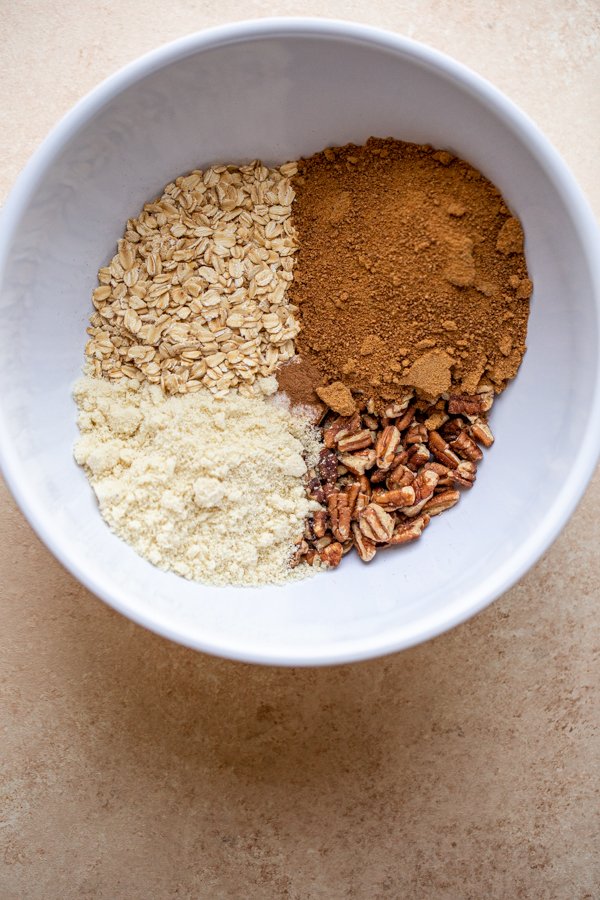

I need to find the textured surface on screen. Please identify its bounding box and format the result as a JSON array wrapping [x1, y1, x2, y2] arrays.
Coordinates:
[[1, 3, 599, 898]]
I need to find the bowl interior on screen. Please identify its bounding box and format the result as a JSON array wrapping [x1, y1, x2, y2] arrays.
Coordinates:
[[1, 23, 599, 664]]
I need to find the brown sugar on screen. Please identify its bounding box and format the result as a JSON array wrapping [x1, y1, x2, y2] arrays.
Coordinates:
[[290, 137, 532, 408], [315, 381, 357, 416]]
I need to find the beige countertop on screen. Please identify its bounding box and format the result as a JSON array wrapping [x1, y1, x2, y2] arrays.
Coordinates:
[[1, 3, 599, 898]]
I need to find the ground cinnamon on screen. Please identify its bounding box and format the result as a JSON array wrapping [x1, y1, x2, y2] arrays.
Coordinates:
[[289, 137, 531, 408]]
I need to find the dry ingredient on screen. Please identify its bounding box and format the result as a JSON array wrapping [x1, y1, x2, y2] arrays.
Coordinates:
[[271, 356, 326, 422], [85, 160, 300, 398], [75, 138, 533, 583], [290, 137, 531, 410], [73, 376, 321, 586], [292, 387, 494, 568]]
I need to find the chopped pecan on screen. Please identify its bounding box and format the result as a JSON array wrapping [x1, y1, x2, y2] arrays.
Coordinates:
[[428, 431, 460, 469], [353, 491, 370, 520], [337, 429, 374, 453], [452, 460, 477, 488], [449, 430, 483, 462], [424, 489, 460, 516], [448, 391, 494, 416], [404, 422, 428, 445], [386, 514, 430, 545], [313, 510, 328, 537], [334, 412, 362, 441], [317, 449, 338, 485], [338, 449, 376, 476], [375, 425, 401, 470], [314, 535, 333, 550], [422, 461, 454, 488], [470, 418, 494, 447], [476, 387, 495, 413], [307, 476, 326, 504], [358, 503, 395, 543], [407, 442, 431, 471], [327, 492, 351, 542], [395, 403, 416, 431], [387, 464, 415, 489], [352, 523, 377, 562], [412, 469, 439, 502], [320, 541, 343, 568], [362, 413, 379, 430], [369, 468, 389, 484], [290, 539, 309, 567], [345, 482, 361, 517], [440, 418, 466, 440], [384, 394, 413, 419], [359, 474, 372, 497], [390, 449, 409, 469], [324, 413, 361, 448], [371, 485, 416, 510]]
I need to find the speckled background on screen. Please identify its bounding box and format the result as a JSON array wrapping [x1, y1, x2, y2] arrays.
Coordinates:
[[1, 3, 599, 898]]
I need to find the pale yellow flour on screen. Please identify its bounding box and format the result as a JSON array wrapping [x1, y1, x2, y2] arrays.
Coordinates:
[[73, 377, 321, 586]]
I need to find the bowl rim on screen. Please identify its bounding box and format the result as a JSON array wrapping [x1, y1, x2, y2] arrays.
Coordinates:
[[1, 17, 600, 666]]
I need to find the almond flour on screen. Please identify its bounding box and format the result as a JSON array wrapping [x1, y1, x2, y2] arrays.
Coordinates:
[[73, 377, 322, 586]]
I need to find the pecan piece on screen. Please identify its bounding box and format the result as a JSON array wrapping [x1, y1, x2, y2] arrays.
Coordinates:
[[440, 418, 466, 441], [424, 489, 460, 516], [404, 422, 428, 445], [362, 413, 379, 430], [352, 523, 377, 562], [407, 442, 431, 471], [386, 514, 430, 545], [448, 391, 494, 416], [327, 492, 351, 542], [387, 464, 415, 489], [317, 449, 338, 485], [422, 461, 454, 489], [428, 431, 460, 469], [358, 503, 395, 543], [345, 482, 361, 517], [470, 418, 494, 447], [324, 413, 360, 448], [353, 491, 370, 520], [412, 469, 439, 502], [452, 460, 477, 488], [449, 430, 483, 462], [306, 476, 326, 504], [384, 395, 413, 419], [371, 485, 417, 511], [359, 474, 372, 497], [312, 509, 328, 539], [395, 403, 416, 431], [319, 541, 343, 568], [338, 449, 377, 476], [290, 539, 309, 567], [375, 425, 401, 470], [337, 429, 374, 453]]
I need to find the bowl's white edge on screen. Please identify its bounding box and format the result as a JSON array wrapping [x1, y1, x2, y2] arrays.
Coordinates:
[[1, 17, 600, 667]]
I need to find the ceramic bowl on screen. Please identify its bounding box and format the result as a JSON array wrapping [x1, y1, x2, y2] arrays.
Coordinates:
[[1, 19, 599, 665]]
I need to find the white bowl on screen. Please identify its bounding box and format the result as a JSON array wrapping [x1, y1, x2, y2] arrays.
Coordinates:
[[1, 19, 599, 666]]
